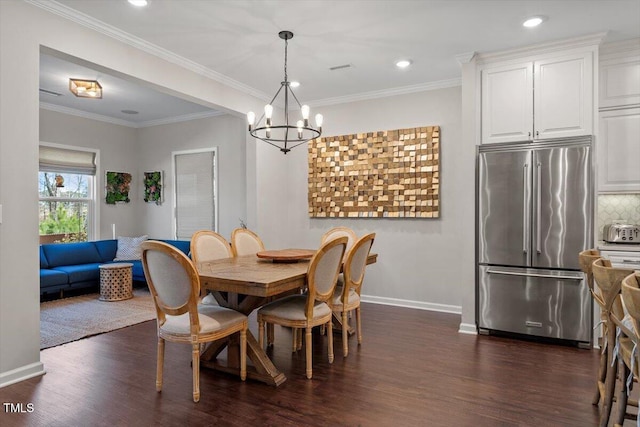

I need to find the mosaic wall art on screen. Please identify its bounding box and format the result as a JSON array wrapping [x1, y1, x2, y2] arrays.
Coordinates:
[[308, 126, 440, 218]]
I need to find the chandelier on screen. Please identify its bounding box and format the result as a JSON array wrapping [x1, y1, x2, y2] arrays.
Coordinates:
[[247, 31, 323, 154], [69, 79, 102, 98]]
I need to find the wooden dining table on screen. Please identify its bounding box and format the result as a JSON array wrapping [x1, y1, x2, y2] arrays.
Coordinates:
[[197, 250, 377, 386]]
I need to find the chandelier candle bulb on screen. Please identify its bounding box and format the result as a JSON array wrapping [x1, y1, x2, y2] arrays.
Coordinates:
[[315, 114, 323, 132], [297, 120, 304, 139], [264, 104, 273, 127], [247, 111, 255, 131]]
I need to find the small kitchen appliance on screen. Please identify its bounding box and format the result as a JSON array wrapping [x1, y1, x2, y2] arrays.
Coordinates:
[[603, 223, 640, 244]]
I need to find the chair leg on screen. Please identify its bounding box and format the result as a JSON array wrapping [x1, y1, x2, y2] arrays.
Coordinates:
[[600, 324, 618, 427], [292, 328, 298, 352], [258, 318, 265, 349], [240, 329, 247, 381], [267, 324, 274, 347], [342, 310, 349, 357], [327, 320, 334, 364], [305, 327, 313, 379], [192, 343, 200, 403], [593, 339, 608, 405], [156, 337, 165, 392], [615, 360, 630, 427], [356, 306, 362, 345]]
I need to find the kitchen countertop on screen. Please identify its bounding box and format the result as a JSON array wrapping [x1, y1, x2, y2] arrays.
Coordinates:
[[598, 242, 640, 252]]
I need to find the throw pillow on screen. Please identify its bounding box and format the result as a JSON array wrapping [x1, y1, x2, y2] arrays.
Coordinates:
[[114, 235, 148, 261]]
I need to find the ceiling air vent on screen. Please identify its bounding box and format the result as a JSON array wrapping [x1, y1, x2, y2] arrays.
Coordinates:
[[329, 64, 352, 71], [39, 88, 63, 97]]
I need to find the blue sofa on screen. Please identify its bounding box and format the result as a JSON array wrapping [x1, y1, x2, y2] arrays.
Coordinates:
[[39, 239, 190, 297]]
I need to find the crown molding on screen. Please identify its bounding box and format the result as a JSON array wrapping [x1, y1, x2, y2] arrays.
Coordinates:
[[476, 32, 607, 64], [309, 77, 461, 108], [455, 52, 476, 65], [26, 0, 272, 103], [600, 37, 640, 59], [40, 102, 225, 128]]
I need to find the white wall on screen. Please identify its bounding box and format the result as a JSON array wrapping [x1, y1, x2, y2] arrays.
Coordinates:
[[40, 109, 139, 239], [256, 86, 477, 319], [136, 114, 247, 240]]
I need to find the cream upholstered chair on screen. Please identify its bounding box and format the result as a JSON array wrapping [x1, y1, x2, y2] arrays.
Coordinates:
[[321, 226, 357, 260], [579, 249, 606, 405], [592, 258, 635, 427], [332, 233, 375, 357], [190, 230, 233, 305], [613, 272, 640, 427], [190, 230, 233, 263], [141, 241, 247, 402], [258, 236, 347, 379], [231, 228, 265, 257]]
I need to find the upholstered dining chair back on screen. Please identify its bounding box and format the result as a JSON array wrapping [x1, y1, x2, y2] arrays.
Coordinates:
[[190, 230, 233, 264], [343, 233, 376, 296], [231, 228, 265, 257], [308, 236, 348, 304], [141, 240, 199, 322], [321, 226, 357, 260]]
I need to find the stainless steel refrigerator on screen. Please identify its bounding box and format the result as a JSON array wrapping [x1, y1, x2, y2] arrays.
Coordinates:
[[476, 136, 593, 346]]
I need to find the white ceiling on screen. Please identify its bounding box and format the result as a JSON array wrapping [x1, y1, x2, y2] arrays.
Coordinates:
[[37, 0, 640, 127]]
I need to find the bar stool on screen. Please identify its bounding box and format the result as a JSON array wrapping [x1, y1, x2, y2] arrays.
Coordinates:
[[579, 249, 605, 405], [592, 258, 635, 427]]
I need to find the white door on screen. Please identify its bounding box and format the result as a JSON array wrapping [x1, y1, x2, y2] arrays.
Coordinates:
[[481, 62, 534, 144], [598, 108, 640, 193], [534, 52, 593, 140]]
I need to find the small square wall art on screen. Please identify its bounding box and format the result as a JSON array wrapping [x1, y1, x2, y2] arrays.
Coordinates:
[[105, 171, 131, 204], [144, 171, 163, 205]]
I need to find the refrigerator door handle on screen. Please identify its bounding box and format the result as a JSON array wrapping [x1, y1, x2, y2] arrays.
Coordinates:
[[523, 163, 529, 254], [486, 268, 583, 281], [536, 161, 542, 254]]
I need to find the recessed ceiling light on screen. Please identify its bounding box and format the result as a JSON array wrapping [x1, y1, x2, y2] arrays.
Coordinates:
[[290, 81, 300, 88], [128, 0, 148, 7], [396, 60, 412, 69], [523, 16, 545, 28]]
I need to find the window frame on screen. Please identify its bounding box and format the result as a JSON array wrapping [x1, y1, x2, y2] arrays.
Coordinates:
[[39, 142, 99, 241]]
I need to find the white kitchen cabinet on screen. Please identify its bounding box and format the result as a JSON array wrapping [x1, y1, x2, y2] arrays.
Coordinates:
[[481, 51, 593, 144], [598, 108, 640, 193], [600, 51, 640, 109]]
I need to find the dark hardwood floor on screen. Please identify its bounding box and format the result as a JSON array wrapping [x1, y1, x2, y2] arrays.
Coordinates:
[[0, 304, 602, 426]]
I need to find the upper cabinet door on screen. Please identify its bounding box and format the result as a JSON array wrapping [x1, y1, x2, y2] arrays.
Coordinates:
[[481, 62, 534, 144], [534, 52, 593, 140], [600, 54, 640, 109], [598, 108, 640, 193]]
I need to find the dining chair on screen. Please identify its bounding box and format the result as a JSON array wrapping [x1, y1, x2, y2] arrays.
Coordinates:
[[592, 258, 635, 427], [614, 272, 640, 427], [190, 230, 234, 305], [141, 240, 247, 402], [332, 232, 375, 357], [579, 249, 606, 405], [321, 226, 357, 261], [231, 228, 265, 257], [257, 236, 347, 379]]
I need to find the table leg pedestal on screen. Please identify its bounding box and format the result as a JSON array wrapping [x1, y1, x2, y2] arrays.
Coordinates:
[[200, 331, 286, 387]]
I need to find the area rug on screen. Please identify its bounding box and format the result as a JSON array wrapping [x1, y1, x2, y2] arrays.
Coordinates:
[[40, 289, 156, 349]]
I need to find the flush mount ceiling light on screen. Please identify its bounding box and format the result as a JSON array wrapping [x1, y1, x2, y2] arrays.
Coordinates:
[[523, 16, 545, 27], [396, 59, 412, 68], [247, 31, 322, 155], [128, 0, 148, 6], [69, 79, 102, 99]]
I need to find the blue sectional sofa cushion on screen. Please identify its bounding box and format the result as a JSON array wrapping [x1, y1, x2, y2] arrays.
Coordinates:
[[53, 263, 103, 283], [40, 246, 49, 269], [40, 269, 68, 288], [94, 240, 118, 262], [43, 242, 103, 267]]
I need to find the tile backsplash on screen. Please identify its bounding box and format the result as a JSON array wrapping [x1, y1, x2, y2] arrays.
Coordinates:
[[597, 194, 640, 240]]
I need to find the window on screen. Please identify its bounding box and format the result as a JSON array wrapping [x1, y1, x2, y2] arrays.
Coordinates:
[[39, 145, 97, 243], [173, 148, 217, 239]]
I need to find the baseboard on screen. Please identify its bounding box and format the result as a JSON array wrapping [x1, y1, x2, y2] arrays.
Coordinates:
[[0, 362, 46, 389], [360, 294, 461, 314], [458, 322, 478, 335]]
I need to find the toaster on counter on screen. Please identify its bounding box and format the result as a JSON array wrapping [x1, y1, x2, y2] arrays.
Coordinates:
[[604, 223, 640, 244]]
